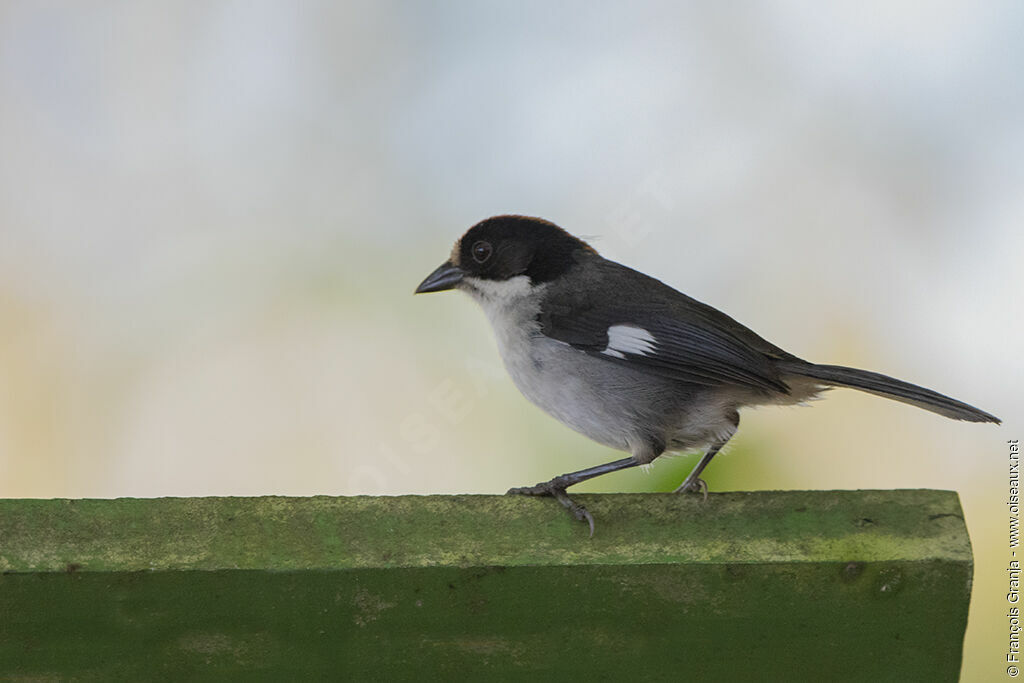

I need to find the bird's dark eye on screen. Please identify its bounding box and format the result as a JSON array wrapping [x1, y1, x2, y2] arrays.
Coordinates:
[[471, 240, 493, 263]]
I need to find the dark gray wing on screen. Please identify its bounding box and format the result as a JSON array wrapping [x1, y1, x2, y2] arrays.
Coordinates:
[[538, 259, 794, 394]]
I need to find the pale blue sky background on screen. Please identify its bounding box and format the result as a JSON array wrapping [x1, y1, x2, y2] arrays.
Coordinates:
[[0, 3, 1020, 678]]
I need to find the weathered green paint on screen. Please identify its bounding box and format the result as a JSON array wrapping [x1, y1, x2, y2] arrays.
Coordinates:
[[0, 491, 971, 680]]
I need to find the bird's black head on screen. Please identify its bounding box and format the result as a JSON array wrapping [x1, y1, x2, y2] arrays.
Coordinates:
[[415, 215, 594, 293]]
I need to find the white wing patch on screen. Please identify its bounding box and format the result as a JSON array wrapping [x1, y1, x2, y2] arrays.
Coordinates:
[[603, 324, 657, 358]]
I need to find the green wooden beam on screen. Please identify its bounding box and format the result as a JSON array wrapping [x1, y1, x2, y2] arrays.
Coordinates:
[[0, 491, 971, 680]]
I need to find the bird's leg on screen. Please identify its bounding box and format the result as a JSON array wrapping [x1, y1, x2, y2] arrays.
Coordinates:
[[508, 457, 639, 494], [507, 457, 639, 536], [673, 442, 725, 501], [674, 411, 738, 501]]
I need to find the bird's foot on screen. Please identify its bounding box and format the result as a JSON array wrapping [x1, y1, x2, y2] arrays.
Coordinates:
[[507, 482, 595, 536], [673, 476, 709, 503], [506, 481, 554, 497]]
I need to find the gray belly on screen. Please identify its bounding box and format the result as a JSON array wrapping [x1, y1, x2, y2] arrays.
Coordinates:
[[499, 333, 714, 454]]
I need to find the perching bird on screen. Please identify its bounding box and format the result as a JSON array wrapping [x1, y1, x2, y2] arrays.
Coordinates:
[[415, 215, 1000, 534]]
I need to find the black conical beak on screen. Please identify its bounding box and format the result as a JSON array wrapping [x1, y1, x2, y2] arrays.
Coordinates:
[[415, 261, 465, 293]]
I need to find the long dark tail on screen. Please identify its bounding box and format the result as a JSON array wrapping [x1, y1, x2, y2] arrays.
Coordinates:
[[776, 360, 1001, 424]]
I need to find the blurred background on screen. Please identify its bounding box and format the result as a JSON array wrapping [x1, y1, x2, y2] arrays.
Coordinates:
[[0, 1, 1019, 679]]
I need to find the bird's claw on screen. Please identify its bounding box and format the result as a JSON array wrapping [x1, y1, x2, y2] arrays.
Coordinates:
[[550, 487, 595, 537], [506, 482, 550, 497], [507, 482, 595, 536], [673, 477, 709, 503]]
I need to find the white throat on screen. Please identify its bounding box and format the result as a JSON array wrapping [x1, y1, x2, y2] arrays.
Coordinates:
[[461, 274, 535, 305], [460, 274, 545, 347]]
